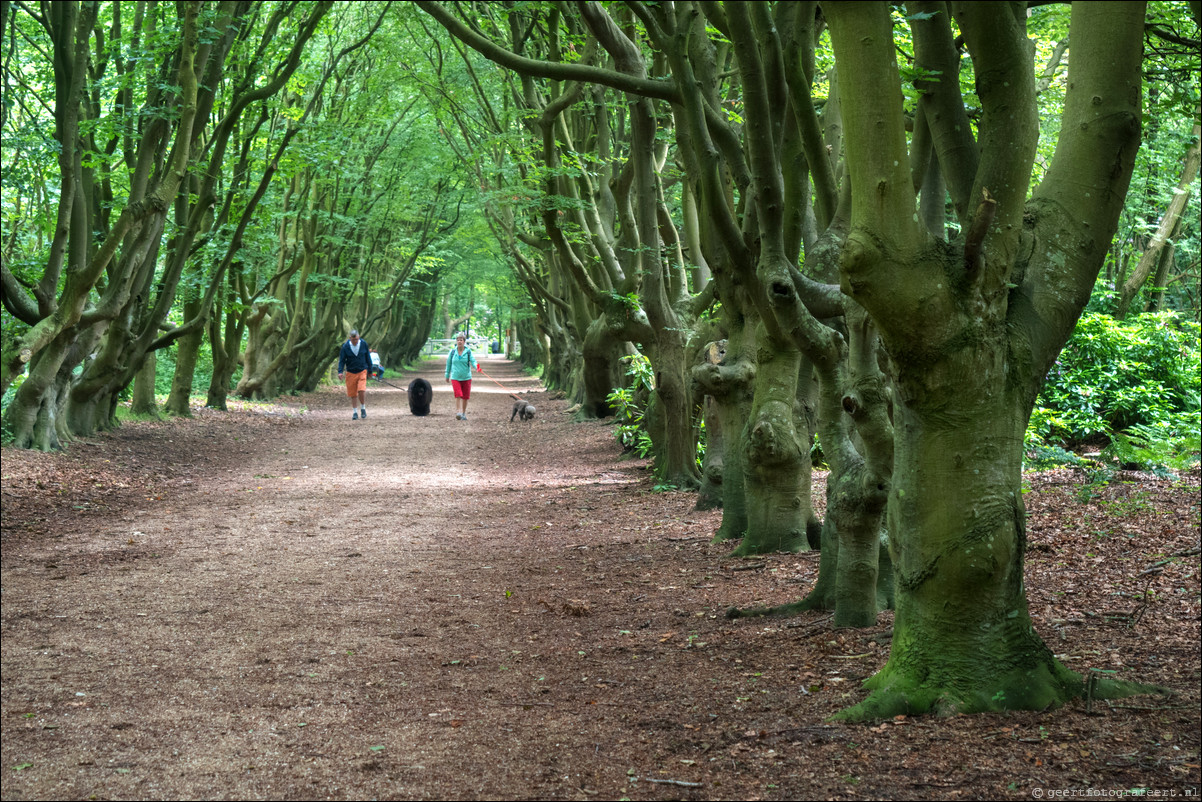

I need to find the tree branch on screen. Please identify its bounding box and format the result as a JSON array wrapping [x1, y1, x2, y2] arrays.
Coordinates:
[[963, 187, 996, 283], [1016, 1, 1145, 381], [1117, 121, 1201, 318], [1035, 38, 1069, 95], [413, 1, 679, 102], [1, 263, 41, 325], [909, 0, 978, 220], [779, 1, 838, 231], [952, 0, 1037, 260]]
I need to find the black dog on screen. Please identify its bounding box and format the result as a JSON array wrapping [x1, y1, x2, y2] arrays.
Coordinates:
[[408, 378, 432, 416], [510, 398, 536, 422]]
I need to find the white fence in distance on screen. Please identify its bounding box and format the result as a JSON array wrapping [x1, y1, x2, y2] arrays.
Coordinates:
[[422, 338, 500, 357]]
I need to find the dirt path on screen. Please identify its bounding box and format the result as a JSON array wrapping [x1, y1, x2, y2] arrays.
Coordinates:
[[2, 357, 1199, 801]]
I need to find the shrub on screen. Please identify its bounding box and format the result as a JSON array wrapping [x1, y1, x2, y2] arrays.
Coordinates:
[[1029, 311, 1200, 470], [606, 353, 654, 458]]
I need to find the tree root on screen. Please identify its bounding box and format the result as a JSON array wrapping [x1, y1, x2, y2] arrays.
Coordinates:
[[832, 658, 1171, 722], [726, 597, 826, 620], [727, 532, 806, 556]]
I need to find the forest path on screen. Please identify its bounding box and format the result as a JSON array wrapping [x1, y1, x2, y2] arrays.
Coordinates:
[[0, 358, 741, 800], [2, 358, 1198, 800]]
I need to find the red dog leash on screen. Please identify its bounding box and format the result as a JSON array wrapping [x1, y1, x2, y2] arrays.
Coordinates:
[[474, 363, 524, 401]]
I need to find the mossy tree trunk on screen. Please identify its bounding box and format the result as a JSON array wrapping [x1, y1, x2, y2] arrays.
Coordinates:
[[732, 323, 810, 555], [581, 316, 632, 419], [130, 351, 158, 416], [826, 1, 1147, 717], [165, 297, 204, 416], [805, 302, 894, 627], [693, 288, 755, 542], [205, 276, 245, 411], [690, 327, 744, 517]]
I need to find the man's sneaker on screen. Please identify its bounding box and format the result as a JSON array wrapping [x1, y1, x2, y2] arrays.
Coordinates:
[[361, 408, 366, 418], [353, 411, 359, 420]]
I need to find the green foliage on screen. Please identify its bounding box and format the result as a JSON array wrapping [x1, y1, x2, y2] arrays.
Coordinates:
[[1028, 311, 1201, 471], [1035, 312, 1198, 438], [1103, 425, 1201, 475], [608, 290, 643, 314], [810, 432, 827, 469], [1023, 441, 1084, 471], [606, 353, 655, 457]]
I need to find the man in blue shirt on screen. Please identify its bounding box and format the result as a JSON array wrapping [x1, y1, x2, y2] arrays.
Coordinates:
[[337, 329, 372, 420]]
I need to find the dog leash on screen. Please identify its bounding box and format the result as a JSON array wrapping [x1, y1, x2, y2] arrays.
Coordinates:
[[475, 364, 524, 401], [371, 375, 408, 392]]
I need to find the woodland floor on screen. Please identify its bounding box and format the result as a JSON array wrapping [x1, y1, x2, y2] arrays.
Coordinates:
[[1, 357, 1199, 802]]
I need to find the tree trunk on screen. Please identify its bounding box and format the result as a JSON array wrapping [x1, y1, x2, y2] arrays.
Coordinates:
[[849, 392, 1076, 717], [815, 302, 895, 627], [130, 351, 158, 416], [580, 317, 624, 418], [825, 1, 1150, 717], [1116, 122, 1200, 318], [695, 393, 724, 511], [1144, 240, 1176, 314], [4, 335, 76, 451], [165, 298, 204, 415], [206, 275, 243, 411], [754, 448, 894, 627], [692, 333, 729, 512], [815, 445, 889, 628], [646, 333, 701, 490], [516, 316, 543, 372], [234, 243, 316, 400], [234, 309, 279, 399], [732, 325, 809, 555]]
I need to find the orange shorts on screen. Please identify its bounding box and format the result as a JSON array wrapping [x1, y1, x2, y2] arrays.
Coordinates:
[[344, 370, 367, 396], [451, 379, 471, 399]]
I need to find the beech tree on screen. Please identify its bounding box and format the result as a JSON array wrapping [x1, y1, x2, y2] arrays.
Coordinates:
[[820, 0, 1147, 716], [416, 1, 894, 574], [70, 2, 335, 425]]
